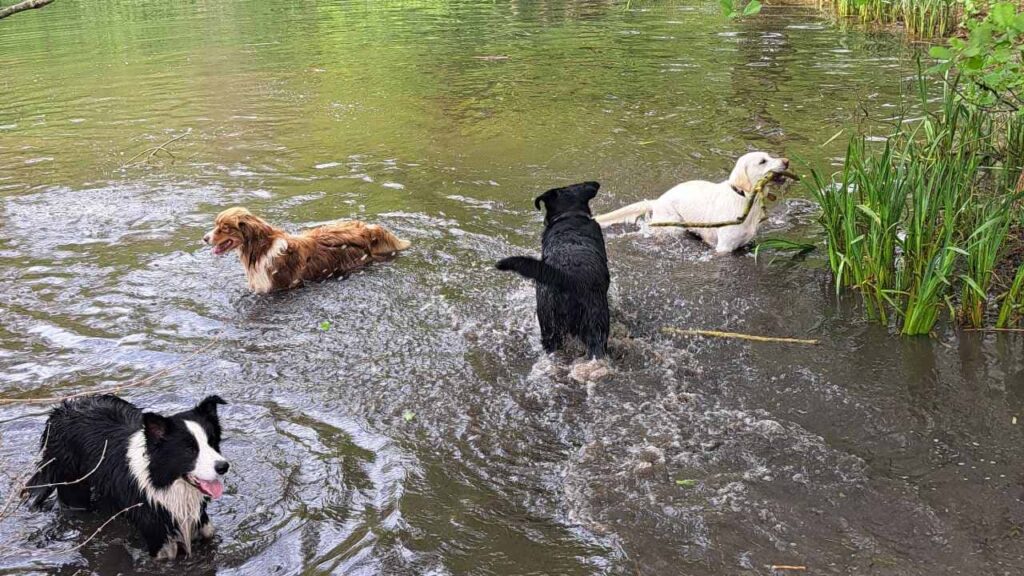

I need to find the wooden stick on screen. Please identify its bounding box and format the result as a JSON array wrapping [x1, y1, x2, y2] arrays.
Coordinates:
[[662, 327, 819, 345], [122, 128, 192, 167], [0, 0, 55, 20], [770, 566, 807, 572], [963, 327, 1024, 333], [62, 503, 143, 554], [0, 340, 216, 405]]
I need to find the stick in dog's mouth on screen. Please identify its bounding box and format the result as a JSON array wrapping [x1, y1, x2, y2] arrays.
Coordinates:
[[772, 169, 800, 183]]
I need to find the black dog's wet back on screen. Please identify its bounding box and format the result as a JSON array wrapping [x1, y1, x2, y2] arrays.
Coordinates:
[[496, 181, 610, 358]]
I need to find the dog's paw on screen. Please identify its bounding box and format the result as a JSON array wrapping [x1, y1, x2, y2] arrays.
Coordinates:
[[155, 540, 179, 561], [569, 358, 612, 384], [200, 522, 216, 540]]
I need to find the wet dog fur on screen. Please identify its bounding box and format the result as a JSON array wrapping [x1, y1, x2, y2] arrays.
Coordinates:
[[595, 152, 794, 253], [26, 394, 230, 560], [496, 181, 610, 359], [203, 207, 411, 294]]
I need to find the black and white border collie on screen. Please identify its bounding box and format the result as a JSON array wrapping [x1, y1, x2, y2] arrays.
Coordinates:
[[26, 394, 230, 560]]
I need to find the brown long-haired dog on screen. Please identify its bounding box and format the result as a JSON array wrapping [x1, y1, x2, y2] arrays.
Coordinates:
[[203, 207, 411, 294]]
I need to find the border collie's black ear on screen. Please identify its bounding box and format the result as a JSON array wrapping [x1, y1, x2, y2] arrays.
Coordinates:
[[195, 395, 227, 417], [581, 181, 600, 201], [143, 413, 172, 442], [534, 188, 558, 211]]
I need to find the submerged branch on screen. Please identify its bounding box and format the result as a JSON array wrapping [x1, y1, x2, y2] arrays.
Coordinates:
[[61, 503, 143, 554], [0, 0, 55, 21]]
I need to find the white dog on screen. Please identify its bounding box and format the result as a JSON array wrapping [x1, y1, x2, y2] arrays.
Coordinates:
[[595, 152, 796, 253]]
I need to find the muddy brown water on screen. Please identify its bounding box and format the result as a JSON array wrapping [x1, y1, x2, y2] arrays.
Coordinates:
[[1, 1, 1023, 575]]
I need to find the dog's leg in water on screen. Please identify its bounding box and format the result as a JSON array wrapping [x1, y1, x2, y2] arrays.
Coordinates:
[[56, 482, 92, 511], [541, 329, 564, 354], [538, 313, 563, 353], [585, 332, 607, 360], [155, 539, 179, 561], [199, 510, 216, 540], [585, 298, 610, 359], [139, 515, 178, 560]]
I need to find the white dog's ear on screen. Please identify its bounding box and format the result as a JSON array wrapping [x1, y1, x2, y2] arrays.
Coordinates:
[[732, 166, 753, 192]]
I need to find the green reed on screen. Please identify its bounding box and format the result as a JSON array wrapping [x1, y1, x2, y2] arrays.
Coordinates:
[[997, 255, 1024, 328], [811, 82, 1024, 334], [959, 196, 1014, 327], [821, 0, 962, 37]]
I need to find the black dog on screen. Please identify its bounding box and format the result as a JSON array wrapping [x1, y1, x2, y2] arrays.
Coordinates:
[[26, 394, 230, 560], [496, 181, 610, 359]]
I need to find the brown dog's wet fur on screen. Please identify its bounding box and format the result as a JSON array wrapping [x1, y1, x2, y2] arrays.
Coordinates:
[[204, 207, 411, 294]]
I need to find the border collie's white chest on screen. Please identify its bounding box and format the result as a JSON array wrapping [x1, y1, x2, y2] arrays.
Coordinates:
[[126, 431, 205, 555]]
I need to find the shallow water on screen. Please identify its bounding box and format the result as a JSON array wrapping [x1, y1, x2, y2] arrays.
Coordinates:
[[1, 1, 1023, 575]]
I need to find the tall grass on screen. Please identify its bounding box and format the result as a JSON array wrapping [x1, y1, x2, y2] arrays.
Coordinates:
[[960, 197, 1012, 327], [997, 256, 1024, 327], [819, 0, 963, 37], [810, 80, 1024, 334]]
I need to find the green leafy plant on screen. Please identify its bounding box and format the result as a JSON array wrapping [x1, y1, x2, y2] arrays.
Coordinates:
[[720, 0, 762, 19], [997, 257, 1024, 327], [318, 320, 332, 332], [753, 238, 817, 263], [929, 2, 1024, 109]]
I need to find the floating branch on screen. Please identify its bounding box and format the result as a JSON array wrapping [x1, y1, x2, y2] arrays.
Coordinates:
[[0, 0, 55, 21], [662, 327, 819, 345], [122, 128, 192, 168]]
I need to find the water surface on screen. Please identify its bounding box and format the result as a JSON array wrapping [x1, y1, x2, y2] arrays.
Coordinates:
[[1, 1, 1023, 575]]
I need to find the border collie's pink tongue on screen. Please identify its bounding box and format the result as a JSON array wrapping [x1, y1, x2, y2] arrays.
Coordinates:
[[196, 478, 224, 499]]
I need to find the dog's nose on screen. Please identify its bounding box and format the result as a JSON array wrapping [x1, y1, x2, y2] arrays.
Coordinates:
[[214, 460, 229, 475], [781, 158, 790, 168], [202, 232, 212, 245]]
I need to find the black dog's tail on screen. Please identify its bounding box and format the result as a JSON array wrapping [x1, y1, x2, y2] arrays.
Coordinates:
[[496, 256, 570, 287]]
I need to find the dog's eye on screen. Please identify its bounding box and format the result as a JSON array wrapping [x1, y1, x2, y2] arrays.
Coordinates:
[[759, 159, 767, 165]]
